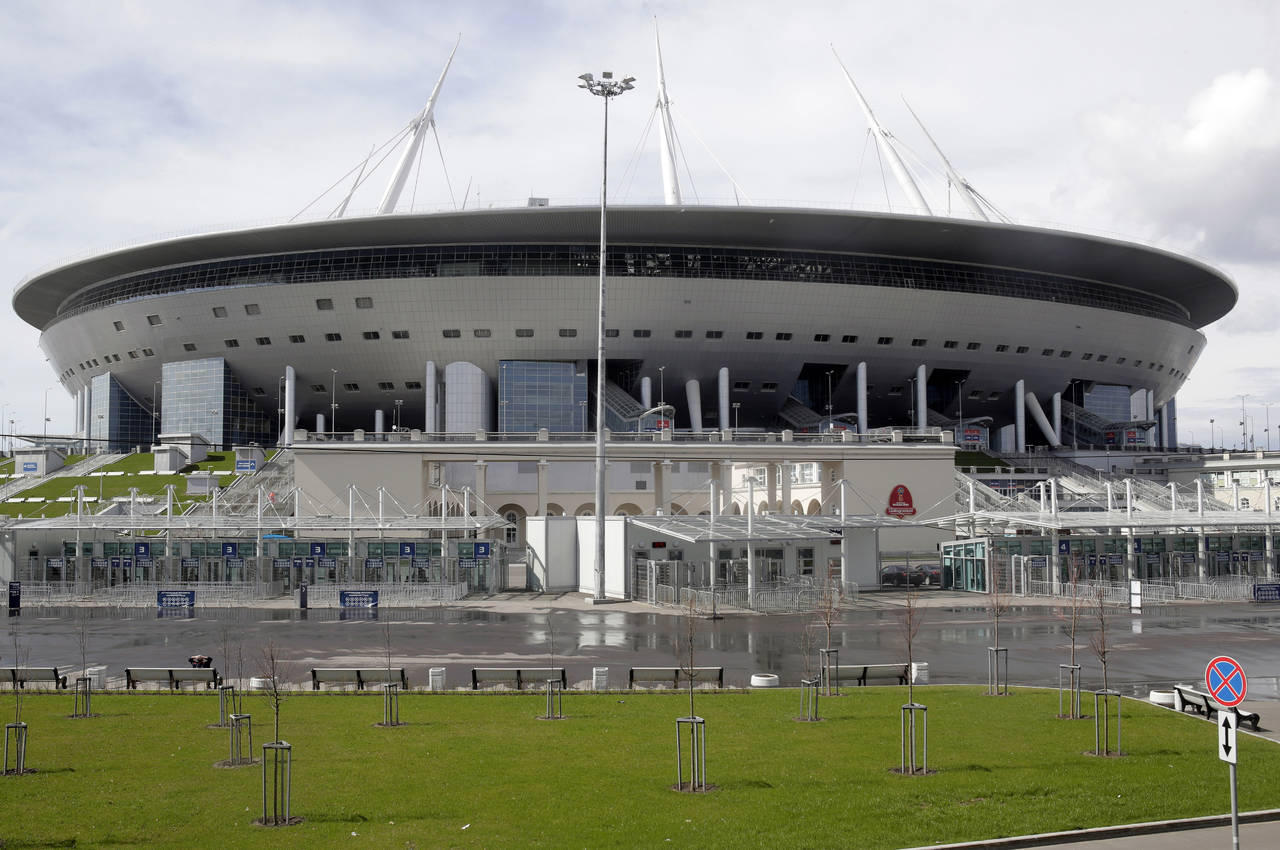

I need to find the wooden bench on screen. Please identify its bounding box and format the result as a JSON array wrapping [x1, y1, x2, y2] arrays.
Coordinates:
[[310, 667, 409, 691], [125, 667, 221, 690], [1174, 684, 1261, 731], [826, 663, 912, 687], [470, 667, 566, 691], [628, 667, 725, 689], [1, 667, 69, 689]]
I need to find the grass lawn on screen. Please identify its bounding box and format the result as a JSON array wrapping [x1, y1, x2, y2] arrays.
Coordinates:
[[3, 686, 1277, 848]]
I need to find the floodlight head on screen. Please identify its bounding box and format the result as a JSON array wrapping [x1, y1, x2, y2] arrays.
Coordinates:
[[602, 71, 613, 79], [578, 73, 593, 82], [622, 76, 635, 85]]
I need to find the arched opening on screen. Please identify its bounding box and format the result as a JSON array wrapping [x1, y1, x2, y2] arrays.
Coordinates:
[[615, 502, 642, 516], [806, 499, 823, 515]]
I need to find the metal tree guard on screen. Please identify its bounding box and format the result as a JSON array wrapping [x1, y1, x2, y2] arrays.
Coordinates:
[[1092, 689, 1123, 756], [900, 702, 928, 775], [799, 677, 820, 721], [261, 741, 293, 825], [675, 715, 707, 792], [1058, 663, 1081, 718]]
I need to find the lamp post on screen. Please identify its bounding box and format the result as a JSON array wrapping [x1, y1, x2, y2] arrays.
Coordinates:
[[394, 399, 404, 432], [579, 69, 635, 603], [658, 365, 666, 415], [1239, 393, 1250, 451], [1210, 418, 1215, 452], [43, 387, 52, 439], [825, 370, 834, 430], [277, 375, 286, 438], [732, 401, 741, 431], [1265, 401, 1274, 452], [955, 378, 966, 445]]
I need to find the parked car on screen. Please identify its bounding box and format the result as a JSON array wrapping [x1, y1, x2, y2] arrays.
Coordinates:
[[918, 564, 942, 586], [880, 564, 925, 586]]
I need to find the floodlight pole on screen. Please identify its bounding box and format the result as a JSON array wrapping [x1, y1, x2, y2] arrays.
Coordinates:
[[579, 70, 635, 603]]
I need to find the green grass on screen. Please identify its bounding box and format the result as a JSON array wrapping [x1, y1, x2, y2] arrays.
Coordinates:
[[954, 450, 1009, 469], [3, 687, 1277, 848], [0, 453, 241, 517]]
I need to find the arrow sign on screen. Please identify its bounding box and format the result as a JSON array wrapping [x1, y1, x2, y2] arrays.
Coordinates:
[[1219, 710, 1238, 764]]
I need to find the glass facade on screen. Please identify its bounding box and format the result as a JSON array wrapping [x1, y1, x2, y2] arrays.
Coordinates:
[[498, 360, 587, 433], [89, 372, 156, 452], [1084, 384, 1133, 423], [161, 357, 273, 449], [53, 243, 1193, 329]]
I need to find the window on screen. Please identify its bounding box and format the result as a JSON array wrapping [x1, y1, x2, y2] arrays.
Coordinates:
[[112, 320, 125, 332], [325, 332, 342, 342], [224, 339, 239, 348], [343, 383, 359, 392], [912, 338, 927, 347], [255, 337, 271, 346], [745, 331, 763, 340], [675, 330, 692, 338], [515, 328, 533, 338], [943, 340, 958, 349], [252, 387, 266, 395], [316, 298, 334, 310], [876, 336, 893, 345], [1116, 357, 1126, 364], [1081, 353, 1093, 361], [813, 333, 830, 342], [967, 342, 981, 350], [244, 303, 261, 315], [147, 314, 162, 325], [887, 386, 903, 396], [1097, 355, 1108, 363], [355, 297, 373, 309], [289, 334, 305, 343], [633, 329, 651, 338], [443, 329, 460, 338], [968, 390, 983, 400], [377, 381, 394, 391], [127, 351, 139, 359], [405, 381, 422, 390], [775, 332, 792, 341], [183, 343, 197, 352], [995, 344, 1008, 352], [605, 329, 619, 338], [560, 328, 579, 337], [761, 382, 778, 392], [732, 381, 750, 390], [1016, 346, 1029, 354], [310, 384, 326, 392], [987, 392, 1002, 400], [1059, 350, 1072, 358], [706, 330, 723, 339], [212, 306, 228, 318], [111, 354, 121, 362], [392, 330, 410, 339], [841, 334, 858, 343], [364, 331, 382, 340], [1133, 360, 1143, 367], [1041, 348, 1054, 356], [91, 359, 99, 366]]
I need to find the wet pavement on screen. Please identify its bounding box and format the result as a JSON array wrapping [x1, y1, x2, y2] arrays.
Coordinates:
[[6, 591, 1280, 699]]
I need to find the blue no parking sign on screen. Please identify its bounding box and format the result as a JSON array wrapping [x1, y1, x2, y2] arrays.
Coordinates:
[[1205, 655, 1247, 707]]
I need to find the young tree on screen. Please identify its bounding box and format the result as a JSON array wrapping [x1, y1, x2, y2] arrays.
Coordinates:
[[813, 572, 842, 693], [899, 584, 924, 706], [258, 639, 289, 743], [676, 597, 700, 719], [986, 553, 1013, 695], [73, 609, 95, 718], [9, 624, 28, 725], [1089, 585, 1118, 755]]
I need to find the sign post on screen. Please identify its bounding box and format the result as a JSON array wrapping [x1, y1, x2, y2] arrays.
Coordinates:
[[1206, 656, 1247, 850]]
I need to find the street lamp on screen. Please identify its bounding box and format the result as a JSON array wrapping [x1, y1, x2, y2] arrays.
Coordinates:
[[658, 365, 666, 413], [394, 399, 404, 431], [1239, 393, 1250, 451], [1265, 401, 1274, 452], [579, 69, 635, 603], [43, 387, 52, 439], [825, 370, 834, 429], [1209, 418, 1215, 452], [955, 378, 966, 445], [732, 401, 741, 431]]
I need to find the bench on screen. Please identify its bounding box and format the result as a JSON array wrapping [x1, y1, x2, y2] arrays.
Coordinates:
[[628, 667, 725, 689], [310, 667, 409, 691], [125, 667, 222, 690], [1174, 684, 1261, 731], [1, 667, 69, 689], [826, 663, 912, 687], [470, 667, 566, 691]]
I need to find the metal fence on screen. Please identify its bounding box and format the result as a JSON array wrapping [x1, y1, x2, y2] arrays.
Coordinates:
[[304, 582, 468, 606], [94, 581, 286, 607], [1025, 577, 1251, 603]]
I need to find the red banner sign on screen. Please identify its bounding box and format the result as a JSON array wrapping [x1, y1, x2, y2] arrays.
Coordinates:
[[886, 484, 917, 518]]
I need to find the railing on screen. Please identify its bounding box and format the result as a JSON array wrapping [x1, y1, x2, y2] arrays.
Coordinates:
[[97, 580, 287, 607], [296, 427, 955, 446], [1025, 577, 1252, 603], [303, 582, 467, 606]]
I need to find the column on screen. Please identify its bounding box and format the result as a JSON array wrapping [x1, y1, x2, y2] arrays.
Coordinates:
[[765, 463, 778, 513], [1159, 402, 1170, 450], [316, 413, 326, 434], [82, 385, 93, 453], [374, 409, 385, 436], [685, 379, 702, 432], [536, 459, 549, 517], [720, 461, 733, 513], [641, 376, 652, 410], [283, 365, 296, 446], [1145, 389, 1156, 447], [654, 460, 672, 515], [1052, 392, 1062, 444], [1014, 380, 1026, 452], [474, 460, 487, 510], [425, 360, 438, 433], [915, 364, 927, 430], [856, 362, 868, 435], [780, 462, 793, 515], [717, 367, 729, 433]]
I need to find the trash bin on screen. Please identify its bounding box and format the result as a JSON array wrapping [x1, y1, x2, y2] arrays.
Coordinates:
[[911, 662, 929, 684], [429, 667, 446, 692], [592, 667, 609, 691], [86, 665, 107, 689]]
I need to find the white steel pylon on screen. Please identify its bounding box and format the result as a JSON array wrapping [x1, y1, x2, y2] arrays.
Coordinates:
[[377, 36, 460, 215], [901, 97, 1001, 222], [654, 22, 682, 205], [831, 46, 932, 215]]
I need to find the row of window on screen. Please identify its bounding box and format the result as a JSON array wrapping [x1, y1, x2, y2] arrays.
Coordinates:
[[301, 380, 423, 394], [54, 243, 1196, 329]]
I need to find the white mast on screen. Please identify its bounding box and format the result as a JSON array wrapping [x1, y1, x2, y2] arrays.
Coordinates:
[[831, 47, 931, 215], [654, 23, 682, 205], [901, 97, 988, 221], [377, 36, 460, 215]]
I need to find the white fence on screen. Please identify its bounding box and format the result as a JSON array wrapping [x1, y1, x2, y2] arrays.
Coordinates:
[[96, 581, 286, 607], [1025, 577, 1252, 604], [305, 582, 468, 607]]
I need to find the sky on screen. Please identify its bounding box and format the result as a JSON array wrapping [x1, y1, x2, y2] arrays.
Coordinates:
[[1, 0, 1278, 449]]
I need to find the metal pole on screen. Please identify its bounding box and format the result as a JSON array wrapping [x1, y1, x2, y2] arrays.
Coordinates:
[[1229, 761, 1239, 850]]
